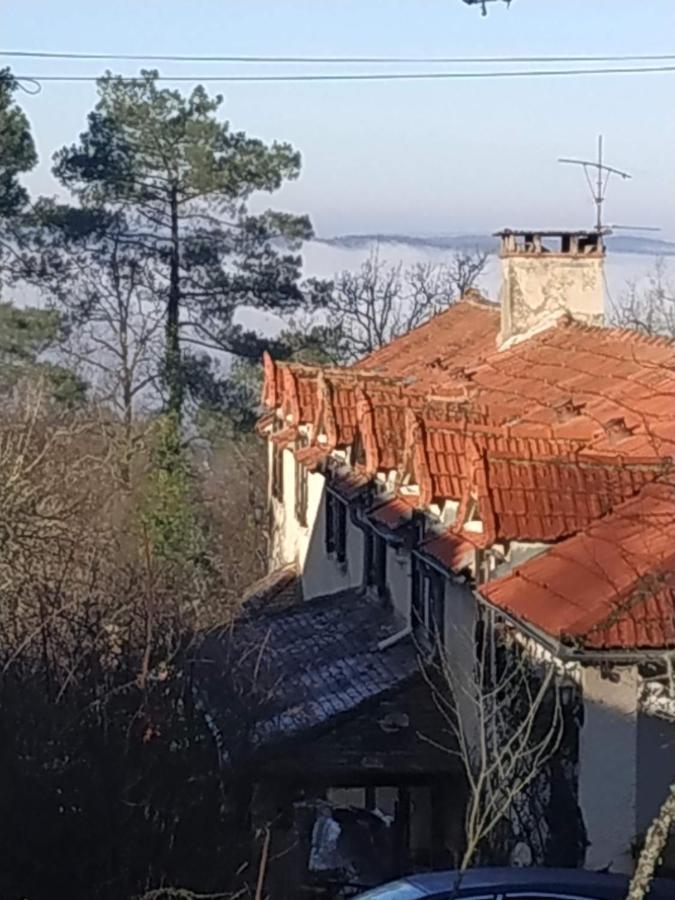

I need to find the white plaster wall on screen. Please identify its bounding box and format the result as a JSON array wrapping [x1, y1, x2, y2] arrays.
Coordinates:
[[297, 469, 324, 570], [269, 445, 299, 569], [500, 255, 604, 343], [301, 489, 365, 600], [442, 579, 480, 748], [386, 549, 412, 620], [268, 445, 325, 566], [579, 666, 639, 874], [268, 447, 365, 600]]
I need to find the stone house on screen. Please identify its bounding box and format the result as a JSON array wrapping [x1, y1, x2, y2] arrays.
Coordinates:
[[195, 228, 675, 888]]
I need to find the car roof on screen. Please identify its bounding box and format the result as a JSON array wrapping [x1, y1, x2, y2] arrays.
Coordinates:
[[406, 867, 654, 894]]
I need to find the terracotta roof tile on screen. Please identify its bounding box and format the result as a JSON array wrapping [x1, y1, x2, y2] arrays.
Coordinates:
[[296, 374, 318, 422], [584, 577, 675, 650], [482, 479, 675, 650], [330, 469, 371, 501], [369, 496, 418, 531], [294, 444, 329, 470], [269, 425, 296, 448], [263, 305, 675, 650], [354, 296, 500, 388], [419, 531, 477, 572]]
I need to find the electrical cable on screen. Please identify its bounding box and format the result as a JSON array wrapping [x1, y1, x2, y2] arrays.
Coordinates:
[[11, 64, 675, 85], [2, 49, 675, 64]]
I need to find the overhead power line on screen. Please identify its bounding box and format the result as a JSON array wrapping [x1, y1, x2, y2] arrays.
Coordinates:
[[3, 49, 675, 64], [12, 65, 675, 84]]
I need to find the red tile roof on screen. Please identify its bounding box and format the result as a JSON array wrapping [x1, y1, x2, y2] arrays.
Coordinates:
[[265, 319, 675, 469], [369, 496, 418, 531], [420, 531, 478, 573], [354, 295, 501, 387], [482, 480, 675, 650], [330, 469, 371, 501], [261, 297, 675, 651], [269, 425, 297, 448], [464, 318, 675, 459], [294, 444, 329, 471]]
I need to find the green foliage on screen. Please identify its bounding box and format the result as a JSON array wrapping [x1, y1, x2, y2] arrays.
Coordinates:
[[190, 355, 264, 437], [32, 360, 88, 408], [0, 301, 87, 405], [278, 322, 350, 365], [189, 327, 342, 438], [0, 300, 63, 361], [53, 70, 314, 422], [0, 69, 37, 220], [140, 414, 207, 569]]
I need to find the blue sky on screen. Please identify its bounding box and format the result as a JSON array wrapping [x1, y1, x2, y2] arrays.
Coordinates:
[[5, 0, 675, 237]]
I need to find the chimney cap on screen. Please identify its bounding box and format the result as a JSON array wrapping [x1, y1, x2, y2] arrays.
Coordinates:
[[494, 228, 609, 237]]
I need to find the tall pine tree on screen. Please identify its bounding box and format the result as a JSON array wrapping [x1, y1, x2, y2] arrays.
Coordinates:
[[54, 70, 313, 422], [0, 68, 38, 286]]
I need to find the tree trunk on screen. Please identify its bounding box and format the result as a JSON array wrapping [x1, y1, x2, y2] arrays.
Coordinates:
[[627, 784, 675, 900], [120, 375, 133, 488], [165, 185, 183, 421], [119, 297, 133, 488]]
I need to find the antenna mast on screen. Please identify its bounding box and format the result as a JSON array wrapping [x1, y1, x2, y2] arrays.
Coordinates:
[[559, 135, 631, 232], [462, 0, 512, 15]]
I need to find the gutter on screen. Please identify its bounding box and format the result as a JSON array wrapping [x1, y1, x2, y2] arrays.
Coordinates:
[[413, 546, 464, 580], [378, 621, 413, 651], [347, 497, 375, 596], [348, 495, 415, 650], [334, 470, 675, 667], [474, 588, 675, 666]]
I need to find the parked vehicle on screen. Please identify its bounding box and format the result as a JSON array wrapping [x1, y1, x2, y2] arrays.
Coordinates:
[[354, 867, 675, 899]]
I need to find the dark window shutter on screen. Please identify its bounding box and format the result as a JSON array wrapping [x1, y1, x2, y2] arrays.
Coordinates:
[[325, 491, 336, 554], [336, 500, 347, 564]]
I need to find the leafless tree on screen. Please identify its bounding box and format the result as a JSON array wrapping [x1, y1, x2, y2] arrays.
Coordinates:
[[626, 666, 675, 900], [67, 240, 162, 477], [628, 785, 675, 900], [0, 381, 269, 898], [33, 207, 164, 486], [423, 611, 567, 871], [611, 257, 675, 339], [323, 247, 488, 362]]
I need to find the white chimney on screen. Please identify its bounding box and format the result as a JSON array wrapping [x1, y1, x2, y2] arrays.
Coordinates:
[[496, 229, 605, 348]]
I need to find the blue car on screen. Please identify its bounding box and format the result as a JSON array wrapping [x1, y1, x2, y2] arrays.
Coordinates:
[[354, 867, 675, 899]]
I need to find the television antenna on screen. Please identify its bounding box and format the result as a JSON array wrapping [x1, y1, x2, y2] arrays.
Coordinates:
[[462, 0, 512, 16], [559, 135, 633, 233], [559, 136, 660, 236]]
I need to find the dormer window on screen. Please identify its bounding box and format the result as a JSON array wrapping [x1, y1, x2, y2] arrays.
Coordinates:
[[272, 443, 284, 502], [350, 431, 366, 468], [325, 491, 347, 564], [463, 496, 484, 534], [412, 558, 445, 649], [401, 452, 417, 489], [295, 448, 308, 527], [364, 528, 388, 601]]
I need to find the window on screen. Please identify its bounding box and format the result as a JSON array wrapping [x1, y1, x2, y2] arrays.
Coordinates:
[[325, 491, 347, 563], [295, 456, 308, 526], [350, 431, 366, 467], [365, 529, 388, 600], [412, 559, 445, 647], [271, 443, 284, 502]]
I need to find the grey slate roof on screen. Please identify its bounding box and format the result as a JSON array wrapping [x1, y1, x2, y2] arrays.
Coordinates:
[[193, 588, 419, 761], [240, 564, 302, 616]]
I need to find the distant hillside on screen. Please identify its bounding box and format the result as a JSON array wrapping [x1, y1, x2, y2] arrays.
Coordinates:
[[606, 235, 675, 256], [321, 232, 675, 257]]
